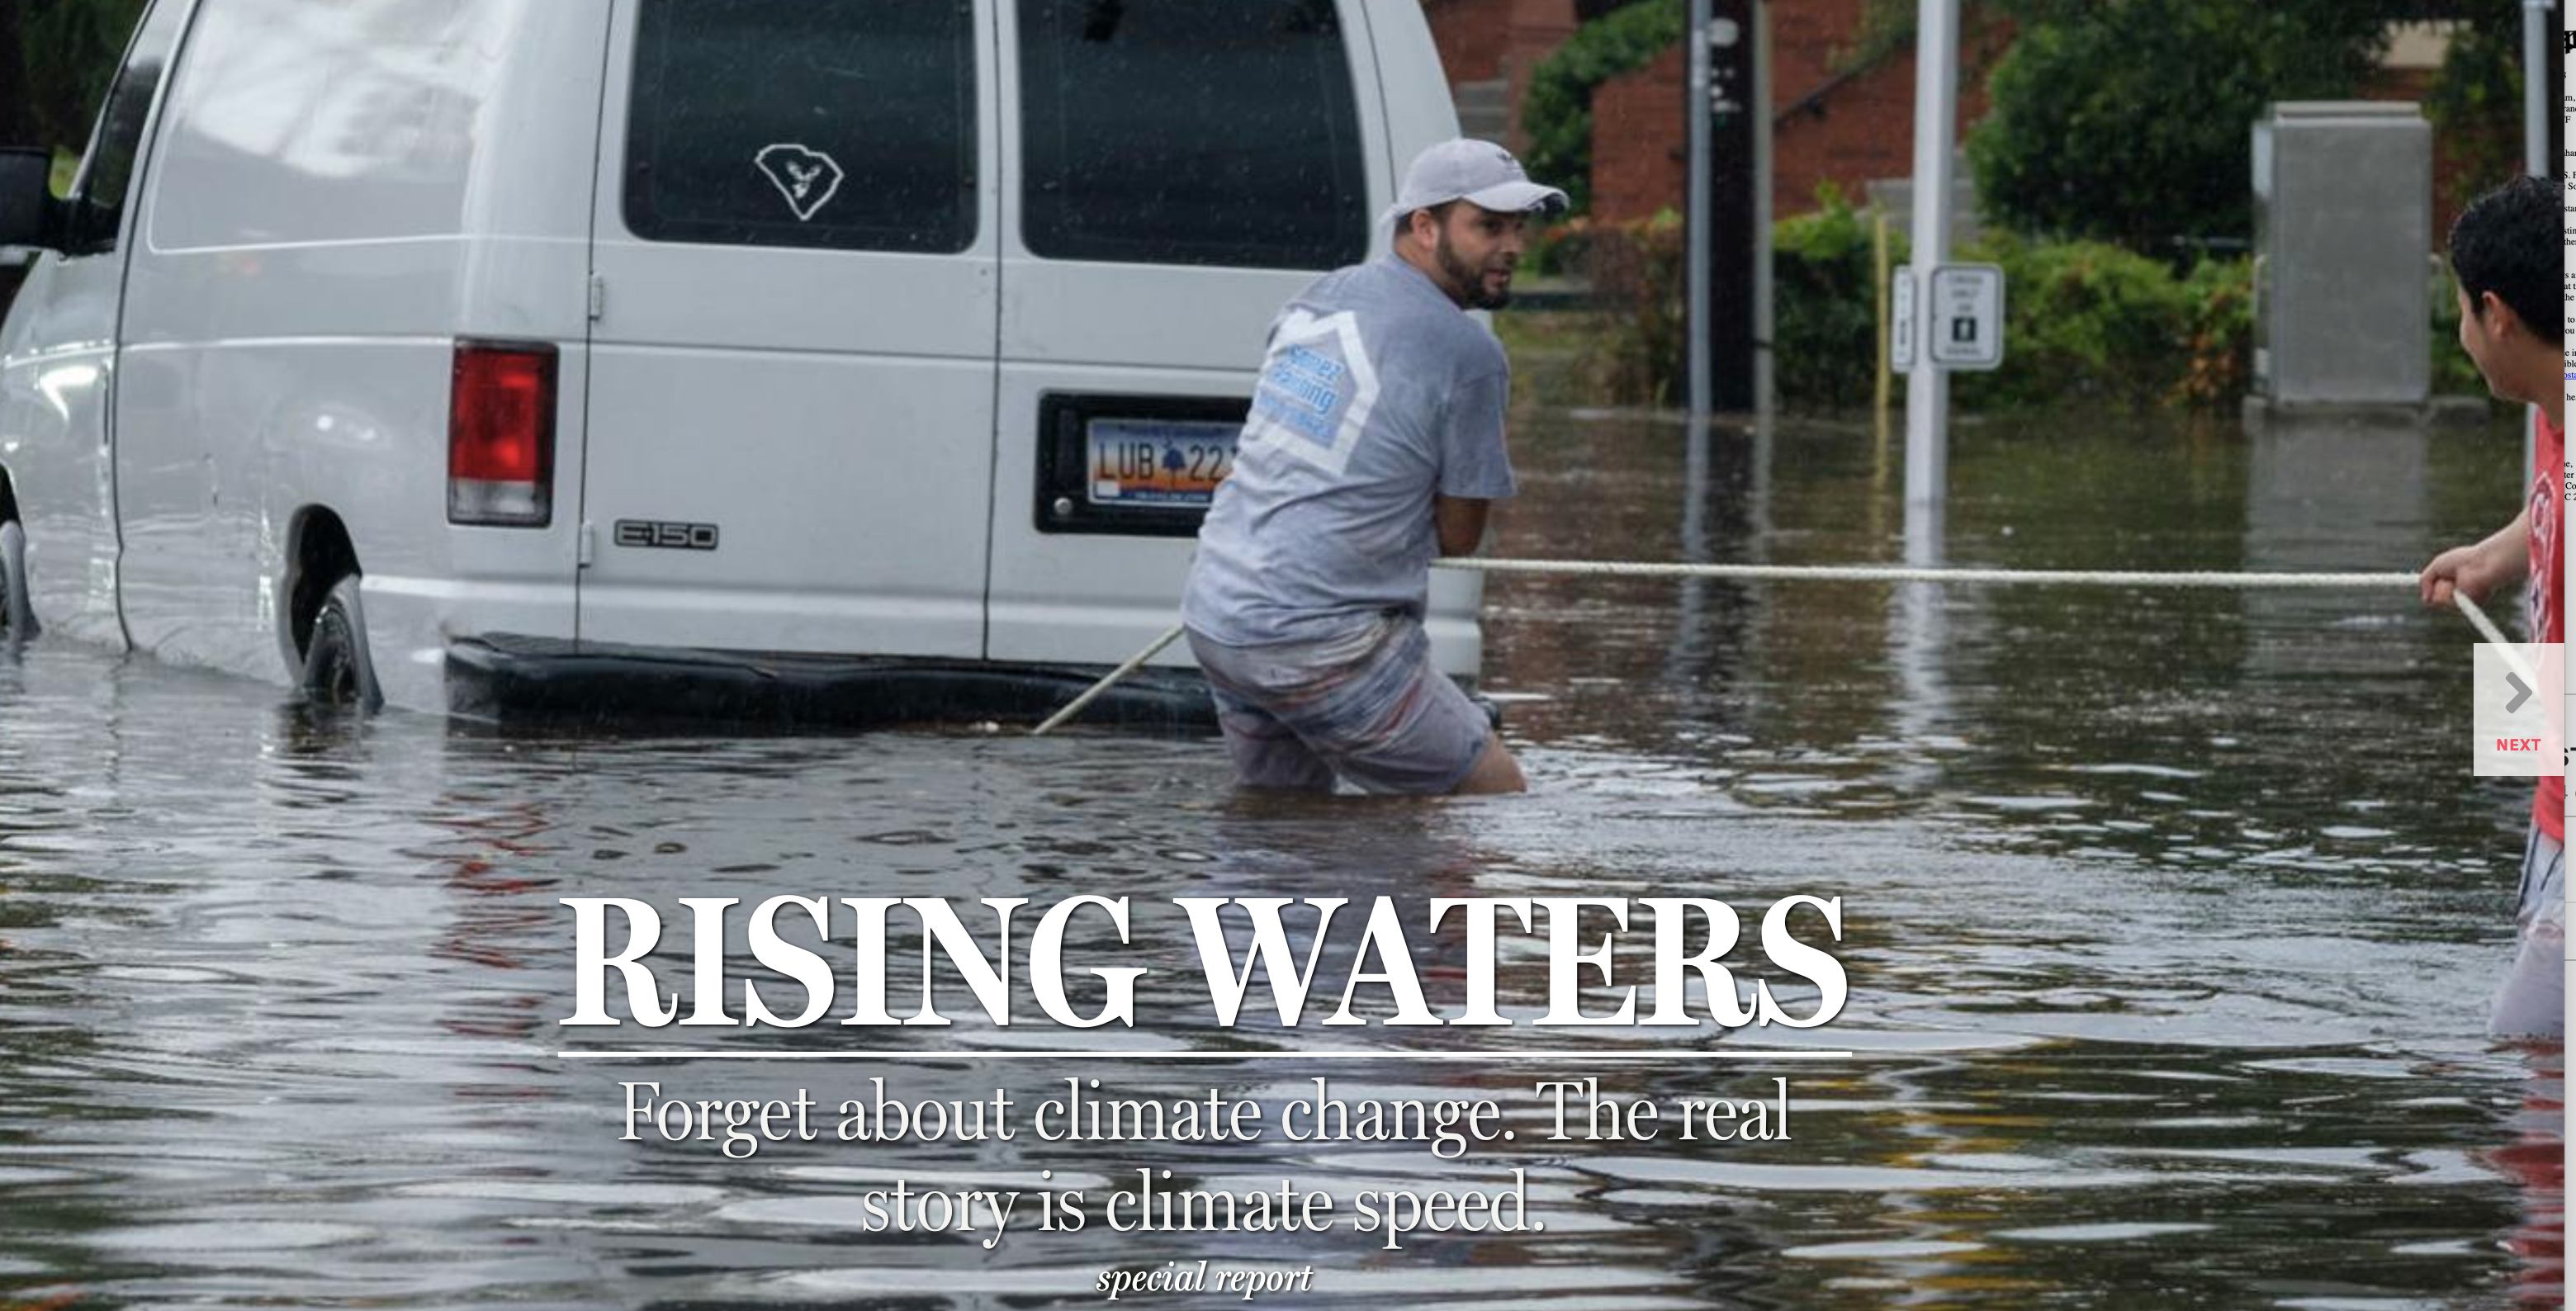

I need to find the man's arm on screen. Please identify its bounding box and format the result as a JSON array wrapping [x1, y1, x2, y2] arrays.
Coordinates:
[[2420, 508, 2530, 607], [1434, 495, 1491, 558]]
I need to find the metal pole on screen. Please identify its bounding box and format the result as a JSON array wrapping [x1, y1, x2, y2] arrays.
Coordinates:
[[2521, 0, 2550, 491], [2523, 0, 2550, 174], [1873, 209, 1892, 447], [1752, 0, 1773, 416], [1687, 0, 1712, 425], [1903, 0, 1960, 551]]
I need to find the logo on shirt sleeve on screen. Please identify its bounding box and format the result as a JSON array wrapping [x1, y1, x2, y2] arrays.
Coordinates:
[[1243, 310, 1380, 477]]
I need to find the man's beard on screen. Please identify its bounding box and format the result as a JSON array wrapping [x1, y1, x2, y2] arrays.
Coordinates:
[[1436, 230, 1509, 310]]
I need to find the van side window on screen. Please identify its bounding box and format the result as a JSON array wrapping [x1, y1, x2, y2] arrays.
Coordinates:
[[1016, 0, 1366, 270], [63, 0, 190, 256], [625, 0, 978, 254]]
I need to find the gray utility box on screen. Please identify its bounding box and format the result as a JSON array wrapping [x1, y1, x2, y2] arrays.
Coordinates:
[[2251, 102, 2431, 405]]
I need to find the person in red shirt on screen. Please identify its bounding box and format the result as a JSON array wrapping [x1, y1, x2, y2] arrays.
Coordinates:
[[2419, 175, 2565, 1040]]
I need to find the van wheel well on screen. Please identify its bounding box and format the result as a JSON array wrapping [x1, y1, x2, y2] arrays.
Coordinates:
[[287, 509, 361, 660]]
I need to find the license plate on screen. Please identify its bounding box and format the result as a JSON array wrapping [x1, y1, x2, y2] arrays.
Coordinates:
[[1087, 418, 1238, 508]]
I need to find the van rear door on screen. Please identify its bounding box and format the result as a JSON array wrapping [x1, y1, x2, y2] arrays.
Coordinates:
[[984, 0, 1393, 665], [580, 0, 998, 658]]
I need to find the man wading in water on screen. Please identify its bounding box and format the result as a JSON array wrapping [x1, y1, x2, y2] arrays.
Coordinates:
[[2418, 175, 2565, 1040], [1181, 140, 1563, 796]]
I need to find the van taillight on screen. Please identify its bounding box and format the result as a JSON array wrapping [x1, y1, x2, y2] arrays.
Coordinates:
[[448, 340, 556, 527]]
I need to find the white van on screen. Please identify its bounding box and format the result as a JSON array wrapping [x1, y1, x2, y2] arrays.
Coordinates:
[[0, 0, 1486, 723]]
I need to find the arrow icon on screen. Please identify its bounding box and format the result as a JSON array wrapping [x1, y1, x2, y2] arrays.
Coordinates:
[[2505, 673, 2532, 713]]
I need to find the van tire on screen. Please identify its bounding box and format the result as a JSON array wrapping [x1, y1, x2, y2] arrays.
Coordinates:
[[0, 520, 36, 640], [299, 575, 381, 712]]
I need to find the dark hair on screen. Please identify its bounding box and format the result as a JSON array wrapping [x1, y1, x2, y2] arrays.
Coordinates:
[[2448, 176, 2561, 345], [1402, 200, 1461, 237]]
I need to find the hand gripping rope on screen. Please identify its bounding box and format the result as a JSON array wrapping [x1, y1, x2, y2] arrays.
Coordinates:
[[1029, 561, 2532, 736]]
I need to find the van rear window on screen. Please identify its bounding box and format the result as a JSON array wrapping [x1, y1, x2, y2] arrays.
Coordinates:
[[624, 0, 977, 253], [1016, 0, 1367, 270]]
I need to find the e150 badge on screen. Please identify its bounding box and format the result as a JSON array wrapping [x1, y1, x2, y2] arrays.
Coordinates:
[[614, 520, 720, 551]]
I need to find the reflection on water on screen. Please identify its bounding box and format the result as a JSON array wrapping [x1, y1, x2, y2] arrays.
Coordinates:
[[0, 413, 2557, 1309]]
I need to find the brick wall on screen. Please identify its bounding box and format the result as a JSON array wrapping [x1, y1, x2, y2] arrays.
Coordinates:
[[1420, 0, 1577, 152], [1589, 44, 1686, 221], [1422, 0, 1513, 83], [1771, 2, 2008, 216], [1499, 0, 1581, 148]]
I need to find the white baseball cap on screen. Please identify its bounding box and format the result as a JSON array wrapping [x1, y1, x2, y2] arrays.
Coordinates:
[[1380, 139, 1568, 231]]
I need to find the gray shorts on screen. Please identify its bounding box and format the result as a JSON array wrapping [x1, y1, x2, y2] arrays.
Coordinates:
[[2490, 826, 2565, 1040], [1187, 615, 1490, 795]]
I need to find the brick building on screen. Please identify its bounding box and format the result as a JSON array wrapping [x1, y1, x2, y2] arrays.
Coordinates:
[[1417, 0, 2009, 224], [1422, 0, 2526, 235], [1589, 0, 2008, 223]]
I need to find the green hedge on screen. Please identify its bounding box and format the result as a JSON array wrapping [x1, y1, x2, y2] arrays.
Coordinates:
[[1564, 191, 2485, 413], [1520, 0, 1684, 215], [1771, 191, 1896, 411], [1947, 230, 2250, 411], [1766, 195, 2253, 410]]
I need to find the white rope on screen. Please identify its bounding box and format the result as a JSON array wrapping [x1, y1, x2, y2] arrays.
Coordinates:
[[1030, 560, 2531, 735], [1030, 622, 1187, 736], [1442, 557, 2536, 685], [1440, 557, 2420, 589], [2451, 589, 2540, 684], [2451, 588, 2517, 647]]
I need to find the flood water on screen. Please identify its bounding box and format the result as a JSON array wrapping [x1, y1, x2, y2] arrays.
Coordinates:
[[0, 409, 2558, 1309]]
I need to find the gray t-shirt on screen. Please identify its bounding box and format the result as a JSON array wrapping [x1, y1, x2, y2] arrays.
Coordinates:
[[1182, 254, 1516, 647]]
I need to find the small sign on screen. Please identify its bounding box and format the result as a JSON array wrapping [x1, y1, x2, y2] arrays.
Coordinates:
[[1891, 266, 1916, 373], [1927, 263, 2005, 371]]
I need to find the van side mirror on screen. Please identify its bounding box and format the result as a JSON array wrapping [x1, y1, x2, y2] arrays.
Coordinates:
[[0, 149, 59, 251]]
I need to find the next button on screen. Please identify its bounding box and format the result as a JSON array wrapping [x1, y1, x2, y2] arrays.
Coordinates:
[[2473, 644, 2564, 778]]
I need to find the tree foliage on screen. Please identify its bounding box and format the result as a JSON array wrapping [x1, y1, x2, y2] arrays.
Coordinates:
[[1520, 0, 1686, 215], [1967, 0, 2394, 251], [1968, 0, 2545, 253], [2422, 12, 2536, 206], [7, 0, 149, 154]]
